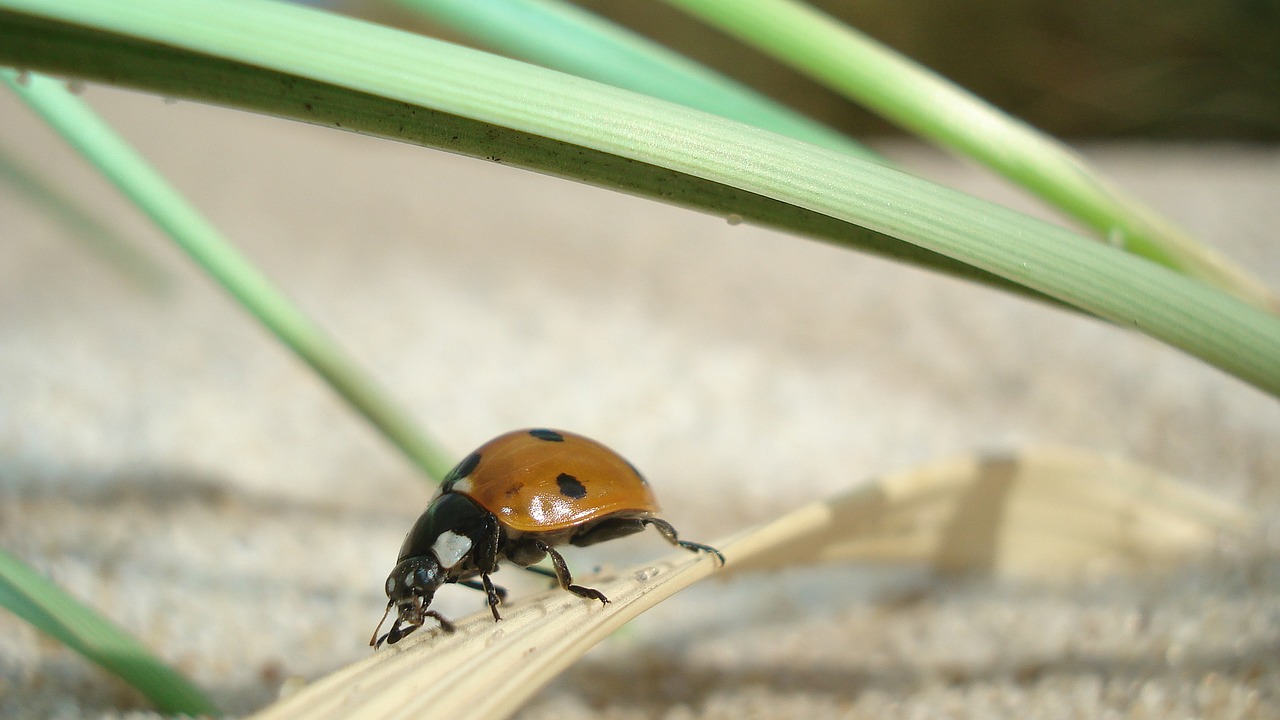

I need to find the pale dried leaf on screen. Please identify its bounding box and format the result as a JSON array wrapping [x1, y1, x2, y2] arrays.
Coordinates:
[[251, 448, 1254, 720]]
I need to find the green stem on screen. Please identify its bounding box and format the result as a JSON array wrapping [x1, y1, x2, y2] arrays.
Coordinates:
[[0, 547, 220, 715], [3, 68, 453, 481]]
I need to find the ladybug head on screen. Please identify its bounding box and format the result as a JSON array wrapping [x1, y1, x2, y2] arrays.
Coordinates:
[[371, 493, 488, 648], [369, 555, 447, 648]]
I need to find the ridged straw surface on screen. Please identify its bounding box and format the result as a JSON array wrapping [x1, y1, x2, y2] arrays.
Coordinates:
[[252, 448, 1253, 720]]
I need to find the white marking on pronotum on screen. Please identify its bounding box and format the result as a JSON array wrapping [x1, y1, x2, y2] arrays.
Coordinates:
[[450, 477, 473, 495], [432, 530, 473, 569]]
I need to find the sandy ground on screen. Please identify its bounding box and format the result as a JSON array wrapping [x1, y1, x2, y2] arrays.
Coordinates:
[[1, 85, 1277, 719]]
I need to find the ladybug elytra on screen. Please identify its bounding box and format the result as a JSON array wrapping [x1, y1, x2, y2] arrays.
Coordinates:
[[370, 428, 724, 647]]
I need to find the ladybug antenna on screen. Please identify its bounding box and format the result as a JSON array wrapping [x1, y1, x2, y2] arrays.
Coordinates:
[[369, 600, 393, 648]]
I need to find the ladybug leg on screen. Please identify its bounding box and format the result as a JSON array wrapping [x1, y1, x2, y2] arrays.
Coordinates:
[[459, 577, 508, 620], [424, 610, 456, 634], [504, 538, 605, 603], [376, 619, 406, 648], [642, 518, 726, 566], [568, 517, 645, 547], [504, 540, 561, 587], [474, 513, 503, 574], [468, 517, 506, 621], [459, 578, 508, 602], [480, 574, 503, 621], [538, 541, 609, 606]]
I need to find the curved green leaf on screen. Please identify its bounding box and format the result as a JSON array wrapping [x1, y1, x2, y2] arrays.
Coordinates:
[[1, 0, 1277, 395]]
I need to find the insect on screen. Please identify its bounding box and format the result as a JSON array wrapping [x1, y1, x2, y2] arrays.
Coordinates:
[[370, 428, 724, 648]]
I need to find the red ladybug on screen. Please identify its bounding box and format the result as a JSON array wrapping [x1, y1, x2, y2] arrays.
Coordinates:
[[371, 428, 724, 647]]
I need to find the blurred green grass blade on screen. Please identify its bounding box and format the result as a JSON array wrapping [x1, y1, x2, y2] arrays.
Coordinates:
[[0, 8, 1058, 310], [2, 68, 455, 482], [391, 0, 878, 160], [0, 0, 1277, 395], [0, 548, 220, 715], [661, 0, 1278, 312], [0, 141, 172, 294]]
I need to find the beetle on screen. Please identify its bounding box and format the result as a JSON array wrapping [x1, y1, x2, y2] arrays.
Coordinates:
[[370, 428, 724, 647]]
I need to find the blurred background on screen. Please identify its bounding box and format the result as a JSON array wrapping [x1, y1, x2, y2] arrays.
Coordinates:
[[2, 2, 1278, 717], [336, 0, 1280, 140]]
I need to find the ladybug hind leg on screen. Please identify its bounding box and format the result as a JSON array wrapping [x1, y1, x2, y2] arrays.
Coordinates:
[[642, 518, 726, 566]]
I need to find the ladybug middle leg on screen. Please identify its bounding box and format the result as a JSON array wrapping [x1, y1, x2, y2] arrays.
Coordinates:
[[541, 541, 609, 605], [506, 536, 609, 606]]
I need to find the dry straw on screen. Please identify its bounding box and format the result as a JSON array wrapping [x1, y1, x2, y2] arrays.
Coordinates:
[[254, 448, 1253, 720]]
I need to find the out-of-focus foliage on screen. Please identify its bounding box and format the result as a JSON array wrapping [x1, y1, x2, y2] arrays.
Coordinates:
[[364, 0, 1279, 140]]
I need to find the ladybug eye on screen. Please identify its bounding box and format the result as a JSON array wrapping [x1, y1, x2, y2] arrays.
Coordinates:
[[385, 576, 397, 596], [417, 563, 448, 586]]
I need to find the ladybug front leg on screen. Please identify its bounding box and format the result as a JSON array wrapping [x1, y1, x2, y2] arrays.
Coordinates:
[[480, 574, 503, 621], [458, 578, 508, 602], [470, 516, 505, 620], [459, 577, 507, 621], [473, 513, 503, 573]]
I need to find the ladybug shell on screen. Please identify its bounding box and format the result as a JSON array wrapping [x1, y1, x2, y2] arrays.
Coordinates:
[[439, 428, 659, 534]]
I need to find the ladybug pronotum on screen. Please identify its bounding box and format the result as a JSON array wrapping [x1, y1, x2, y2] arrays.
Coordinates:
[[370, 428, 724, 647]]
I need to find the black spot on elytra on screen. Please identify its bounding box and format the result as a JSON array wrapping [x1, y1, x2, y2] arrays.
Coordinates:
[[444, 452, 481, 487], [556, 473, 587, 499], [529, 429, 565, 442]]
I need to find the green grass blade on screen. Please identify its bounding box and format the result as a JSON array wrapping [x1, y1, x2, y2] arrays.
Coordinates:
[[0, 6, 1054, 307], [661, 0, 1278, 311], [0, 0, 1277, 395], [391, 0, 878, 159], [0, 548, 220, 715], [2, 67, 455, 481]]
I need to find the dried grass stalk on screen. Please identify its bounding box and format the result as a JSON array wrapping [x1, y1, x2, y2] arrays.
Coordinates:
[[252, 448, 1253, 720]]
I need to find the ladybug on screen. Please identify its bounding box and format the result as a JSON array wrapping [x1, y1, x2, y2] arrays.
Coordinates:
[[370, 428, 724, 647]]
